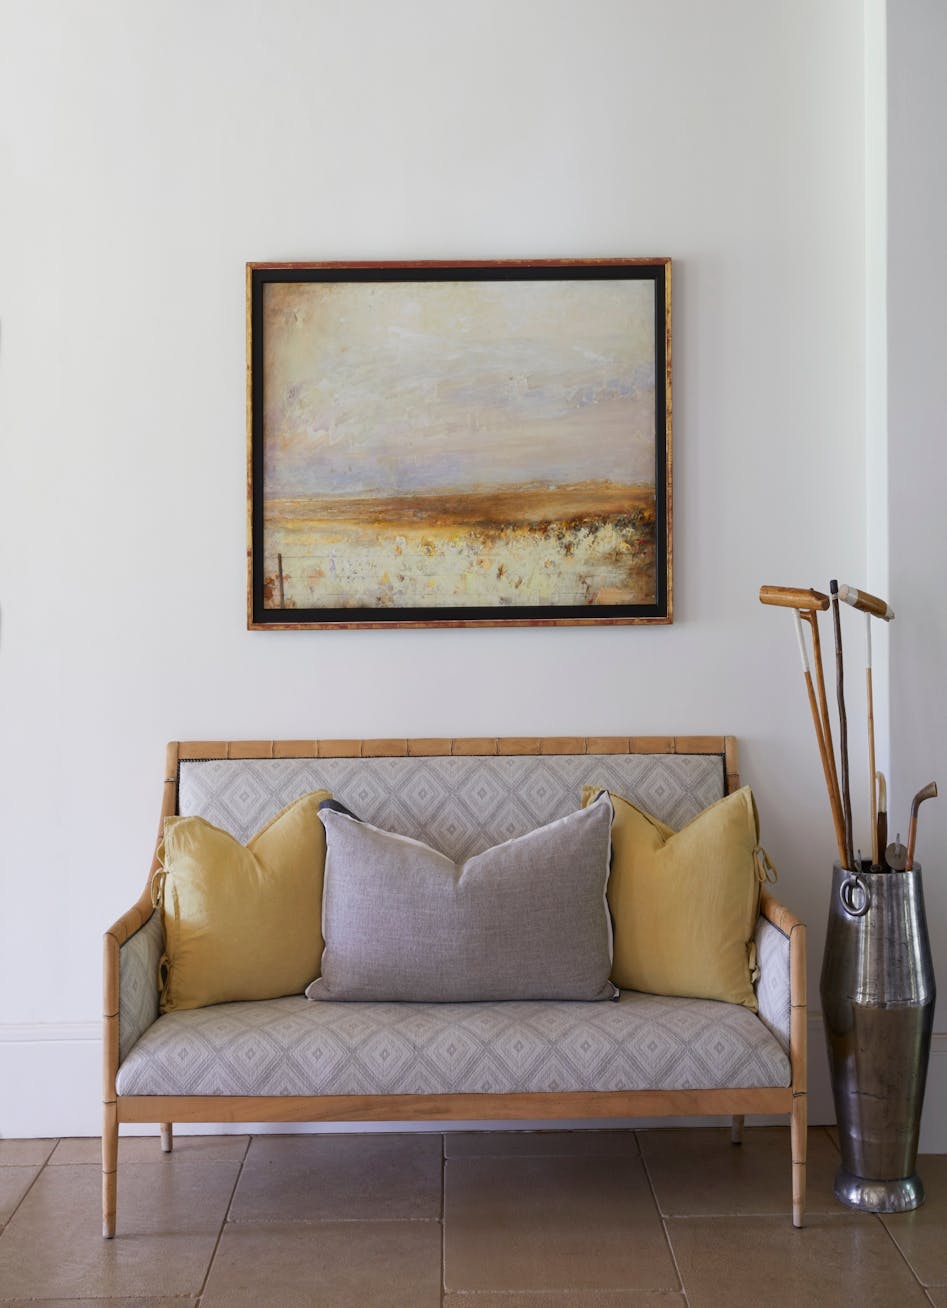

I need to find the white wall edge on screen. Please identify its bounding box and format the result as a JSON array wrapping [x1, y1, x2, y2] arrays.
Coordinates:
[[2, 1016, 944, 1150]]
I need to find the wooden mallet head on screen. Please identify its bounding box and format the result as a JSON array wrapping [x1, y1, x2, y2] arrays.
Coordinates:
[[837, 584, 894, 621], [759, 585, 830, 612]]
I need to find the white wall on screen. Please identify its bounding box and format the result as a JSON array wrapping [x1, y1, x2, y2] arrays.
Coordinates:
[[887, 0, 947, 1053], [0, 0, 939, 1145]]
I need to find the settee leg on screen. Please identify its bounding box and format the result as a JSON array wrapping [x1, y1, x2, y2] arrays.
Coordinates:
[[791, 1091, 807, 1228], [730, 1115, 744, 1145], [160, 1122, 173, 1153], [102, 1100, 118, 1239]]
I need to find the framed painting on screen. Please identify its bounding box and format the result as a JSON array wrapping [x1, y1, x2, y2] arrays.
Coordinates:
[[247, 259, 671, 628]]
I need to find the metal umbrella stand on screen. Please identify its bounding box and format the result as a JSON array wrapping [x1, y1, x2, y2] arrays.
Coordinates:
[[761, 580, 937, 1214], [820, 862, 936, 1212]]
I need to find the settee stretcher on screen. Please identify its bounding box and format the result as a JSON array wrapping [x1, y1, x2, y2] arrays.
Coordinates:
[[103, 737, 807, 1237]]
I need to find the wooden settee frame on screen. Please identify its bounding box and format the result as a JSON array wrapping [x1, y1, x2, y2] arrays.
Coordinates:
[[103, 735, 807, 1236]]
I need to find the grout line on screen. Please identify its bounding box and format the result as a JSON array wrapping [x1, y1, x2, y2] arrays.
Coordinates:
[[193, 1132, 250, 1303], [873, 1208, 937, 1299], [441, 1131, 447, 1307], [635, 1129, 687, 1299], [0, 1137, 59, 1231]]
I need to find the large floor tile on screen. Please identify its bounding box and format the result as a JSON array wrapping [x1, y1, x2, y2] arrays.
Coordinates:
[[881, 1155, 947, 1287], [639, 1126, 841, 1217], [925, 1290, 947, 1306], [0, 1139, 56, 1166], [1, 1300, 195, 1307], [0, 1165, 40, 1225], [230, 1132, 442, 1222], [667, 1213, 932, 1307], [201, 1219, 441, 1308], [444, 1153, 678, 1293], [443, 1294, 686, 1306], [50, 1134, 250, 1165], [446, 1128, 639, 1157], [0, 1160, 238, 1299]]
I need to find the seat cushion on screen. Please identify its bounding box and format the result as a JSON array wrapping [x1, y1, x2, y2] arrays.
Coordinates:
[[115, 992, 790, 1097]]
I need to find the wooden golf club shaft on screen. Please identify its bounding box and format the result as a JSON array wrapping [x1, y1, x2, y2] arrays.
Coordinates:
[[830, 580, 856, 869], [793, 610, 848, 866], [904, 781, 938, 871]]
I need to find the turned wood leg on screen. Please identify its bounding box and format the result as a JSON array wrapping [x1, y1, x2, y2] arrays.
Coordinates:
[[730, 1114, 745, 1145], [160, 1122, 173, 1153], [102, 1100, 118, 1239], [791, 1091, 807, 1228]]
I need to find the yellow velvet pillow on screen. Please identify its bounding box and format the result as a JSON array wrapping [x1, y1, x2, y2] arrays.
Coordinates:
[[581, 785, 763, 1010], [153, 788, 332, 1013]]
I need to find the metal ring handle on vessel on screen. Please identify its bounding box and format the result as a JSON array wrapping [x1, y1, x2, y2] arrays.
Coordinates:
[[839, 873, 871, 918]]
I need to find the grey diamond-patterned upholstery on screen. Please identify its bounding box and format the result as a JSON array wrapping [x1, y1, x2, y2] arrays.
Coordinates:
[[754, 917, 792, 1052], [118, 912, 163, 1064], [176, 753, 725, 859], [115, 749, 794, 1096], [116, 991, 789, 1097], [116, 748, 800, 1083]]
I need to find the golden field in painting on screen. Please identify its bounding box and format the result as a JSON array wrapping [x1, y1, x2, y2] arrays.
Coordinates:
[[263, 481, 656, 610]]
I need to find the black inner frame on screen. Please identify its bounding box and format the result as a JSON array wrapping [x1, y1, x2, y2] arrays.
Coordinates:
[[249, 262, 669, 626]]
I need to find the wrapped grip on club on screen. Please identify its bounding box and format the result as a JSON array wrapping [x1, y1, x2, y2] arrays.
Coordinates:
[[759, 585, 830, 611], [837, 584, 894, 620]]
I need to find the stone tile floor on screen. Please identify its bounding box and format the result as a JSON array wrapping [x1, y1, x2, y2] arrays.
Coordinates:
[[0, 1127, 943, 1306]]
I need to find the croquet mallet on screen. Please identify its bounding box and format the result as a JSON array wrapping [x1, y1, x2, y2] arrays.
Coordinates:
[[760, 585, 847, 867]]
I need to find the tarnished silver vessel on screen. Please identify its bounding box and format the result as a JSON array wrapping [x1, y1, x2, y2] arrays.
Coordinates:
[[820, 862, 936, 1212]]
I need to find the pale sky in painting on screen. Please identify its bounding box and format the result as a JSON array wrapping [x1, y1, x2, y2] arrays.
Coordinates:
[[262, 278, 657, 498]]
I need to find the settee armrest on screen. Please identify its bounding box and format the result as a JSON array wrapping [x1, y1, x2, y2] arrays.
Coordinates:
[[104, 887, 164, 1096], [755, 890, 806, 1066], [104, 743, 179, 1095]]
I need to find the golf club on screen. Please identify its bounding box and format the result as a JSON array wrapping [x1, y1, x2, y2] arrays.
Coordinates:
[[838, 584, 895, 868], [904, 781, 938, 872], [760, 585, 847, 866]]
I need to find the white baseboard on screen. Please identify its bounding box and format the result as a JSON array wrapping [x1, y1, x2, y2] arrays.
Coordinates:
[[2, 1016, 945, 1150]]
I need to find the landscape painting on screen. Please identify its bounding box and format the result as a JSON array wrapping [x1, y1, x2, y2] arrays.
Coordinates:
[[247, 261, 671, 628]]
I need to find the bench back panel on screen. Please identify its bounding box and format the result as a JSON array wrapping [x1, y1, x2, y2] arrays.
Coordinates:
[[177, 751, 726, 859]]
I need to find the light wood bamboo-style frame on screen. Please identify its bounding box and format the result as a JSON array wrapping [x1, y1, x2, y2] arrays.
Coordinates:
[[103, 735, 806, 1237], [246, 260, 672, 629]]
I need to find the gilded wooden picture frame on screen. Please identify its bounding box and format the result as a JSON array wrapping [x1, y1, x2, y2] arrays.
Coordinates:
[[247, 259, 672, 629]]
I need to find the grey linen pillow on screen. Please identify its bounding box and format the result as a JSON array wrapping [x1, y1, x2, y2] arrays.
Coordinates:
[[306, 792, 617, 1003]]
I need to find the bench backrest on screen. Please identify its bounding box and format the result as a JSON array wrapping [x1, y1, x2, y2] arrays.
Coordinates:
[[169, 736, 737, 860]]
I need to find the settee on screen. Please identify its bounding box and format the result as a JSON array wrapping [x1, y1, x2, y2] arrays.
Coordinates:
[[102, 735, 807, 1237]]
